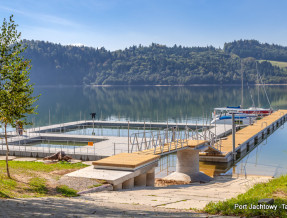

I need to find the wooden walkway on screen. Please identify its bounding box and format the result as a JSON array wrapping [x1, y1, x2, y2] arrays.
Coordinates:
[[201, 110, 287, 161], [136, 139, 207, 155], [93, 139, 208, 169], [93, 153, 160, 170]]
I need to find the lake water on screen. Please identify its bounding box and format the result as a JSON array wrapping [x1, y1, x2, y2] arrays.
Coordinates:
[[7, 85, 287, 177], [28, 85, 287, 126]]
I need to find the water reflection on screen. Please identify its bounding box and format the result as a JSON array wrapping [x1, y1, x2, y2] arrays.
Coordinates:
[[28, 85, 287, 127], [22, 85, 287, 178]]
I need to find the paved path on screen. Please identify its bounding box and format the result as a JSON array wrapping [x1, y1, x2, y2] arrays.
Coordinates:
[[0, 197, 226, 218], [0, 175, 267, 217], [82, 175, 270, 210]]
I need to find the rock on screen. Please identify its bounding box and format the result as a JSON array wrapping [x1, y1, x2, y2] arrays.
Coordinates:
[[44, 151, 72, 161], [258, 198, 274, 204]]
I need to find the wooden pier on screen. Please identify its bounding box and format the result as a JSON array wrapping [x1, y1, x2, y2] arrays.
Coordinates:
[[1, 110, 286, 165], [200, 110, 287, 162]]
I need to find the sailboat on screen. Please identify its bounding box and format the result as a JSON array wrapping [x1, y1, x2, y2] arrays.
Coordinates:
[[211, 62, 273, 125]]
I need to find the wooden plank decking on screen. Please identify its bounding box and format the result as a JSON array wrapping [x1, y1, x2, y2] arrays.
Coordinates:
[[92, 153, 160, 169], [136, 139, 207, 155], [92, 139, 207, 169], [216, 110, 287, 156]]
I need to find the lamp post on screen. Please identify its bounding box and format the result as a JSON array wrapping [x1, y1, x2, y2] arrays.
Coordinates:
[[90, 113, 96, 135]]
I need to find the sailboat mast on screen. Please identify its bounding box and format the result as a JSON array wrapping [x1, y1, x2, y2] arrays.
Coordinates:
[[241, 61, 244, 107], [256, 62, 260, 107]]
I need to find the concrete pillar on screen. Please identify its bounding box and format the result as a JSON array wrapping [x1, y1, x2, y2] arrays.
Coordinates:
[[134, 173, 147, 187], [146, 169, 155, 187], [122, 178, 134, 189], [163, 148, 212, 183], [176, 149, 199, 175], [113, 183, 122, 191]]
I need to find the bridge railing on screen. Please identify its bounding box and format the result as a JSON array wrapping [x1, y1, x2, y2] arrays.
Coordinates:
[[129, 126, 216, 154]]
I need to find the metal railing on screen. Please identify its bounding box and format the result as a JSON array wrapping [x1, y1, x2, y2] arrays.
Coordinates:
[[129, 126, 217, 154], [0, 137, 129, 158]]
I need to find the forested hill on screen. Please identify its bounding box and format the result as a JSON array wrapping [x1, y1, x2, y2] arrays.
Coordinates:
[[224, 40, 287, 62], [22, 39, 287, 85]]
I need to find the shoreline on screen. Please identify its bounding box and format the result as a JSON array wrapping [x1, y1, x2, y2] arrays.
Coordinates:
[[34, 83, 287, 88]]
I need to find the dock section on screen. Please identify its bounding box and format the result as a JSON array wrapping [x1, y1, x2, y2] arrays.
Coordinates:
[[91, 138, 210, 189], [201, 110, 287, 162]]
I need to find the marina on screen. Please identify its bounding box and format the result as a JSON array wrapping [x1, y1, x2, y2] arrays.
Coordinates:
[[2, 109, 286, 190], [1, 110, 286, 164]]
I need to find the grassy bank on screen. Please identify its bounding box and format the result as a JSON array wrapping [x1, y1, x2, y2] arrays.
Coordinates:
[[0, 160, 87, 198], [204, 175, 287, 217], [259, 60, 287, 69]]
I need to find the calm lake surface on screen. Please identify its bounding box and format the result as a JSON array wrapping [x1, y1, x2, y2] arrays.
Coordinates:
[[28, 85, 287, 126], [15, 86, 287, 177]]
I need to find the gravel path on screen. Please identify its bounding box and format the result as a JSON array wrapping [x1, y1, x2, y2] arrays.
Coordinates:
[[58, 176, 102, 192]]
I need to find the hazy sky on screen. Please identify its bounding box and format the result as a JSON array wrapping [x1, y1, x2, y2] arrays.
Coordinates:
[[1, 0, 287, 50]]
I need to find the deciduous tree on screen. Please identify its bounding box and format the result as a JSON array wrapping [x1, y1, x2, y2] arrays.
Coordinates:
[[0, 15, 39, 178]]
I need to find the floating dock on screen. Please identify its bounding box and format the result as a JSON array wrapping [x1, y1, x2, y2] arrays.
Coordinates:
[[1, 110, 286, 165], [31, 120, 214, 133], [200, 110, 287, 162]]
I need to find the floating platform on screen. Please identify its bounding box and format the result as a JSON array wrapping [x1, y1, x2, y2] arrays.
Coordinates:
[[200, 110, 287, 162], [32, 120, 213, 134]]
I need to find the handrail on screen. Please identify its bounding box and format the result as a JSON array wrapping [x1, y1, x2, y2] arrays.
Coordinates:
[[129, 126, 217, 154]]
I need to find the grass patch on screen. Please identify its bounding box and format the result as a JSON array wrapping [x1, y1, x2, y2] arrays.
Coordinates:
[[88, 184, 102, 189], [258, 60, 287, 69], [0, 175, 17, 198], [27, 178, 48, 195], [0, 160, 86, 198], [0, 160, 86, 173], [204, 175, 287, 217], [56, 185, 78, 197]]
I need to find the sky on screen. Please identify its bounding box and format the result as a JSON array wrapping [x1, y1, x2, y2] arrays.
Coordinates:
[[0, 0, 287, 51]]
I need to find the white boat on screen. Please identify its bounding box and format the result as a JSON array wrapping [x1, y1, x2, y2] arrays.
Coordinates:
[[211, 109, 256, 125], [212, 106, 272, 118]]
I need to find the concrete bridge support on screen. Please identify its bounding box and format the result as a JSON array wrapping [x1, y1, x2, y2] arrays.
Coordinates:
[[146, 169, 155, 187], [113, 183, 123, 191], [134, 174, 147, 187], [122, 178, 134, 189], [163, 148, 212, 183]]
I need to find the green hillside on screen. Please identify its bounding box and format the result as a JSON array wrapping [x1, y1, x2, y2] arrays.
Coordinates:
[[258, 60, 287, 69], [22, 39, 287, 85]]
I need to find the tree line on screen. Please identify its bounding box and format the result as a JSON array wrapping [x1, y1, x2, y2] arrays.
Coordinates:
[[22, 39, 287, 85]]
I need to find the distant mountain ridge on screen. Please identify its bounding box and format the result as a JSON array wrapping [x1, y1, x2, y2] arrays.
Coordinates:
[[22, 39, 287, 85]]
